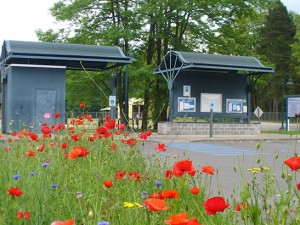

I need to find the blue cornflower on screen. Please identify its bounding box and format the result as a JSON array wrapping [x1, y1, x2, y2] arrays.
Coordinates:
[[98, 221, 109, 225], [154, 181, 163, 187], [141, 191, 148, 198], [51, 184, 58, 188], [30, 172, 36, 176], [13, 174, 21, 180], [42, 162, 49, 168]]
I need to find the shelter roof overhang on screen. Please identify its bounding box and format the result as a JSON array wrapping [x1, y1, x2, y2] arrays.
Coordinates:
[[1, 40, 132, 71], [154, 51, 274, 76]]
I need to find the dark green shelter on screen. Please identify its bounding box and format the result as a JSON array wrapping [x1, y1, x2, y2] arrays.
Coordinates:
[[0, 40, 132, 133], [154, 51, 274, 135]]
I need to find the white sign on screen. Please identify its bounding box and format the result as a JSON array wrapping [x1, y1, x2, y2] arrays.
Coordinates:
[[254, 107, 263, 118], [201, 93, 222, 113], [109, 96, 116, 107], [183, 85, 191, 97], [287, 97, 300, 117]]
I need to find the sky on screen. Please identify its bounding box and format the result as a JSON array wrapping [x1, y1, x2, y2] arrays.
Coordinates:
[[0, 0, 299, 46]]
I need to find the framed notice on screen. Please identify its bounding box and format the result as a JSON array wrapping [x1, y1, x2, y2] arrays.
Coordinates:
[[178, 97, 196, 112], [287, 97, 300, 117], [226, 99, 243, 113], [183, 85, 191, 97], [201, 93, 222, 113]]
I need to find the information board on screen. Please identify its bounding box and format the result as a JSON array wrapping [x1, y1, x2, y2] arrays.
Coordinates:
[[178, 97, 196, 112], [226, 99, 242, 113], [201, 93, 222, 113], [287, 97, 300, 117]]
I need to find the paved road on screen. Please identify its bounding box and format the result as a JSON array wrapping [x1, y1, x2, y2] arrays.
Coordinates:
[[142, 135, 300, 200]]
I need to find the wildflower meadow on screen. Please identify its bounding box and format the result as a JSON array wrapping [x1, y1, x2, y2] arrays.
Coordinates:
[[1, 103, 300, 225]]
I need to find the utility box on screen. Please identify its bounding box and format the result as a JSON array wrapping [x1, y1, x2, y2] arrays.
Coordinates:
[[4, 65, 66, 133]]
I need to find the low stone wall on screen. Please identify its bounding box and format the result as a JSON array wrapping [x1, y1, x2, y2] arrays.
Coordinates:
[[158, 122, 261, 135]]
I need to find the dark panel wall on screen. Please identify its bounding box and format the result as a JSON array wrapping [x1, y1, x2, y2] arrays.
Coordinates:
[[5, 65, 66, 132], [173, 70, 248, 119]]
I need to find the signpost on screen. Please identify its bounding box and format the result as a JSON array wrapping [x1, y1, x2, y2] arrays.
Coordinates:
[[254, 107, 263, 123]]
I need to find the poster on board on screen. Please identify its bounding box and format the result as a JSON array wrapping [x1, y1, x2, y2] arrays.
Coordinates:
[[201, 93, 222, 112], [287, 97, 300, 117], [226, 99, 242, 113], [178, 97, 196, 112]]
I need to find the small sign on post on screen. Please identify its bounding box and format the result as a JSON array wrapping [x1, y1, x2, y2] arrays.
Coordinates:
[[254, 107, 263, 123], [109, 96, 116, 107]]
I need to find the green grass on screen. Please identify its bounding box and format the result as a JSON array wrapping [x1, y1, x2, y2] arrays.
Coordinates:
[[1, 117, 300, 224]]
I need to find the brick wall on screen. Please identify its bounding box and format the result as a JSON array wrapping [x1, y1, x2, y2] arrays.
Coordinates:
[[158, 122, 261, 135]]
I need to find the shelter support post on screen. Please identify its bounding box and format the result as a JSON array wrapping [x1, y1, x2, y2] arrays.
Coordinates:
[[210, 109, 213, 137], [0, 62, 6, 133], [168, 80, 174, 122], [247, 84, 251, 123], [111, 75, 117, 120], [124, 64, 129, 126]]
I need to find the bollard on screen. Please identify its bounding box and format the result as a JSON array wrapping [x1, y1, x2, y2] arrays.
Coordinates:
[[210, 108, 213, 137]]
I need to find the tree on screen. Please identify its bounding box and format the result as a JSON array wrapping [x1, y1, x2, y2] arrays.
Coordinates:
[[37, 0, 281, 127], [257, 0, 296, 112]]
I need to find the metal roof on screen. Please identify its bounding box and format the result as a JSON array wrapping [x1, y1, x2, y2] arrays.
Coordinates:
[[1, 40, 132, 71], [154, 51, 274, 74]]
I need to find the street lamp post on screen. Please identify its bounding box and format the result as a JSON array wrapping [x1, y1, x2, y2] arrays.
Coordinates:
[[279, 74, 293, 130]]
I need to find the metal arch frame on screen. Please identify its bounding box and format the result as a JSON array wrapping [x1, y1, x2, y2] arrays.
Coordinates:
[[155, 51, 186, 122]]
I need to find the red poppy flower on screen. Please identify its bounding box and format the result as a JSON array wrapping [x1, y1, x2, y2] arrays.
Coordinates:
[[164, 212, 189, 224], [16, 210, 30, 219], [71, 135, 81, 141], [61, 143, 68, 149], [144, 198, 169, 211], [51, 219, 74, 225], [122, 138, 138, 147], [115, 170, 126, 180], [173, 160, 196, 177], [67, 146, 90, 159], [203, 196, 230, 215], [139, 132, 149, 140], [202, 165, 214, 175], [41, 122, 48, 126], [162, 190, 179, 199], [26, 150, 36, 157], [76, 119, 84, 125], [129, 171, 141, 181], [103, 180, 113, 188], [54, 113, 61, 118], [28, 133, 39, 141], [190, 187, 200, 195], [119, 123, 126, 130], [165, 169, 173, 179], [105, 114, 110, 121], [284, 157, 300, 171], [79, 103, 86, 108], [96, 127, 108, 134], [155, 143, 167, 152], [87, 136, 95, 141], [297, 182, 300, 190], [149, 192, 164, 199], [114, 129, 122, 135], [235, 202, 249, 212], [8, 187, 23, 197], [104, 120, 116, 130], [36, 144, 45, 152], [57, 123, 65, 130], [164, 212, 201, 225], [111, 143, 117, 151]]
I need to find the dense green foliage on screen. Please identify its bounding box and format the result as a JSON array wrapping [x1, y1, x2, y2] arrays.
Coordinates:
[[36, 0, 300, 127]]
